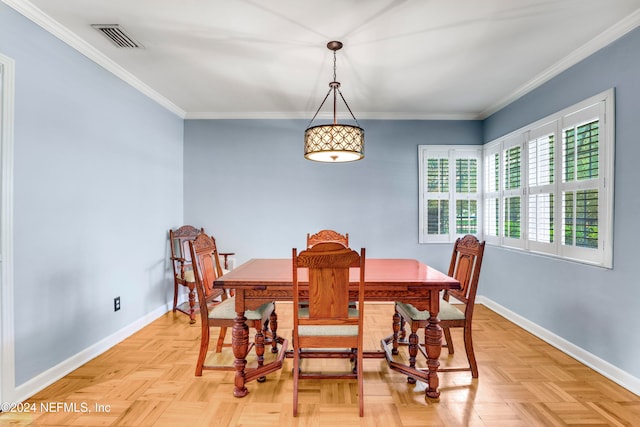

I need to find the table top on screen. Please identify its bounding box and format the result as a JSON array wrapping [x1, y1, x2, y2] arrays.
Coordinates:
[[214, 258, 460, 291]]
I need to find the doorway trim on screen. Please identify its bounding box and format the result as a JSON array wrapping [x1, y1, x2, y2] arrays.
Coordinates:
[[0, 52, 16, 404]]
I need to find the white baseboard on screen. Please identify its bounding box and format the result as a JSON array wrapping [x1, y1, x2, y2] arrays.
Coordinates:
[[10, 298, 639, 403], [477, 296, 640, 396], [12, 303, 171, 403]]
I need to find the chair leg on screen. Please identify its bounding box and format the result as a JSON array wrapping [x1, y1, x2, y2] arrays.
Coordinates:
[[187, 285, 196, 324], [357, 348, 364, 417], [391, 310, 401, 355], [215, 327, 227, 353], [443, 327, 454, 354], [293, 349, 300, 416], [254, 325, 268, 383], [400, 317, 406, 340], [407, 323, 420, 384], [463, 325, 478, 378], [254, 327, 265, 368], [195, 321, 210, 376], [351, 348, 357, 374], [269, 310, 279, 354], [172, 282, 179, 312]]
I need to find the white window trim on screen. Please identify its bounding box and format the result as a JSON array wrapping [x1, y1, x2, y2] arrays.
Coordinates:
[[420, 89, 614, 268], [526, 120, 557, 254], [484, 88, 615, 268], [419, 145, 483, 244]]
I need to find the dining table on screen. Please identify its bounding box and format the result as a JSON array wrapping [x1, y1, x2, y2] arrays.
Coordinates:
[[213, 257, 460, 399]]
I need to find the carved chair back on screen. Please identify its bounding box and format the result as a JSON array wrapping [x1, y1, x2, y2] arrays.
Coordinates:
[[306, 229, 349, 248], [443, 234, 486, 318]]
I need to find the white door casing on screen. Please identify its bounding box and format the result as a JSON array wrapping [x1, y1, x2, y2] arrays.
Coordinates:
[[0, 52, 16, 404]]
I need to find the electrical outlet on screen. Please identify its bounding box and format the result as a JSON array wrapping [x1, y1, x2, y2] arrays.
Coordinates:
[[114, 296, 121, 312]]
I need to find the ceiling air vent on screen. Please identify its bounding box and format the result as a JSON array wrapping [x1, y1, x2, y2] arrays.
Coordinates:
[[91, 24, 143, 48]]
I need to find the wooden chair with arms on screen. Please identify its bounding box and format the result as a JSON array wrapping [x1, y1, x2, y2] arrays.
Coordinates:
[[169, 225, 208, 323], [390, 234, 485, 381], [292, 242, 366, 417], [169, 226, 234, 323], [190, 233, 280, 376], [306, 229, 349, 248]]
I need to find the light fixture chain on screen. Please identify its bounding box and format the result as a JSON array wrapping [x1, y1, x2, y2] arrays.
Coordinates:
[[306, 88, 332, 128], [337, 89, 361, 127]]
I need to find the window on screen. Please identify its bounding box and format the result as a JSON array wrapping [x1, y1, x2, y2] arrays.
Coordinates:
[[419, 146, 482, 243], [483, 89, 614, 267], [419, 90, 614, 267]]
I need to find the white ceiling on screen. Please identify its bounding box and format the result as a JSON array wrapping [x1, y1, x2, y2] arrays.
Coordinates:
[[7, 0, 640, 119]]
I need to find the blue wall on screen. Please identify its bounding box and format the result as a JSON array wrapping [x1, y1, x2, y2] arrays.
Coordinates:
[[1, 4, 184, 385], [482, 27, 640, 378], [184, 119, 481, 269]]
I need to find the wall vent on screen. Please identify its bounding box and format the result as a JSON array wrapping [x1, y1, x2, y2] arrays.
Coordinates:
[[91, 24, 144, 48]]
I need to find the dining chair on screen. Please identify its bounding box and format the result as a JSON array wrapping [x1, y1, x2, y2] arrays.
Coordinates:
[[170, 226, 235, 323], [169, 225, 206, 323], [190, 233, 280, 376], [306, 229, 349, 248], [390, 234, 485, 380], [292, 242, 365, 417], [304, 230, 355, 310]]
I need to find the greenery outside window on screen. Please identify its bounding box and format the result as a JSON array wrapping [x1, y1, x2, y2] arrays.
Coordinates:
[[483, 89, 614, 267], [419, 146, 482, 243], [420, 90, 613, 267]]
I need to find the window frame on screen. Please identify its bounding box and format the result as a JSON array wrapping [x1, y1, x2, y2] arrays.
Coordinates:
[[483, 89, 614, 268], [418, 145, 483, 244]]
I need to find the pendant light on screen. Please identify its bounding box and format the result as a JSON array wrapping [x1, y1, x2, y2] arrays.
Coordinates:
[[304, 41, 364, 162]]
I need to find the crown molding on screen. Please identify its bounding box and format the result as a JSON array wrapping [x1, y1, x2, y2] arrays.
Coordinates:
[[184, 111, 479, 121], [479, 8, 640, 119], [2, 0, 186, 118]]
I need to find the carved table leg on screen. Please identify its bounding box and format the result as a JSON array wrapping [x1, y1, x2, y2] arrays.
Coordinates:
[[233, 311, 249, 397], [424, 313, 442, 398]]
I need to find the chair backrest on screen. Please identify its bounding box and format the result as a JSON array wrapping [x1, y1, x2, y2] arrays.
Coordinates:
[[189, 233, 226, 309], [444, 235, 485, 313], [169, 225, 204, 266], [306, 229, 349, 248], [293, 242, 364, 324]]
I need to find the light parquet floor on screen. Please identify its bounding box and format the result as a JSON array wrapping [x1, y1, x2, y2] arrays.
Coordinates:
[[1, 303, 639, 426]]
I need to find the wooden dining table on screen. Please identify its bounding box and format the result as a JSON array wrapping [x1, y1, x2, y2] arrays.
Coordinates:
[[213, 257, 460, 399]]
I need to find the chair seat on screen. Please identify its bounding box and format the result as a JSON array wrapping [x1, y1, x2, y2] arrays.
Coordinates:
[[299, 324, 359, 336], [177, 268, 228, 286], [395, 300, 465, 321], [177, 268, 195, 283], [209, 297, 274, 321], [297, 307, 359, 336]]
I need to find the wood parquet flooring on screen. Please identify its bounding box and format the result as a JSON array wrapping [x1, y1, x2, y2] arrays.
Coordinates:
[[1, 303, 639, 426]]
